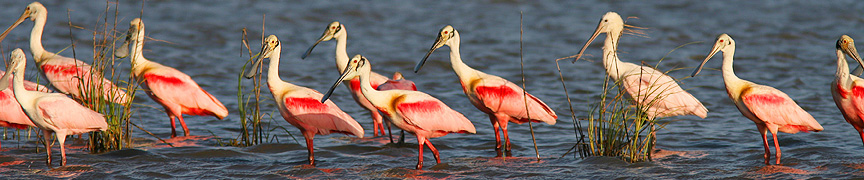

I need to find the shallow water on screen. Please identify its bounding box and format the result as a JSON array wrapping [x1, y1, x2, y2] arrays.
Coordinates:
[[0, 0, 863, 179]]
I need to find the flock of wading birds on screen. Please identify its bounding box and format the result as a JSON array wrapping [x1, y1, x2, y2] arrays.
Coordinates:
[[0, 2, 860, 170]]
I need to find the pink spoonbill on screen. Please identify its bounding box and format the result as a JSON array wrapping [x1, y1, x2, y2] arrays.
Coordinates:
[[377, 72, 417, 144], [303, 21, 408, 138], [691, 34, 824, 165], [0, 48, 107, 167], [0, 70, 52, 148], [0, 2, 129, 104], [323, 54, 475, 169], [830, 35, 864, 146], [245, 35, 364, 165], [416, 25, 557, 154], [574, 12, 707, 119], [116, 18, 227, 137]]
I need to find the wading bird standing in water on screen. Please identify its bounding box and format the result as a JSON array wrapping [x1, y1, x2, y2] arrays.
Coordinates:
[[830, 35, 864, 147], [416, 25, 557, 155], [245, 35, 364, 165], [303, 21, 413, 138], [573, 12, 707, 119], [376, 72, 417, 144], [0, 49, 107, 167], [0, 2, 129, 104], [0, 70, 52, 149], [116, 18, 227, 137], [691, 34, 823, 165], [323, 55, 475, 169]]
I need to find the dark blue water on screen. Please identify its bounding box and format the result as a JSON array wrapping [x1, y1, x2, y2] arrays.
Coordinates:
[[0, 0, 863, 179]]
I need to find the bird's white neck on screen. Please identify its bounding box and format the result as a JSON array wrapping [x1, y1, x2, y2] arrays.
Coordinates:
[[720, 47, 744, 94], [836, 49, 852, 87], [445, 32, 477, 83], [30, 12, 48, 62], [602, 31, 625, 80], [130, 29, 152, 75], [334, 30, 349, 72], [265, 46, 300, 92], [358, 63, 384, 106]]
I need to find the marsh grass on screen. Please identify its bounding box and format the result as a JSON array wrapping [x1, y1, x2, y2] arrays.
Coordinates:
[[561, 41, 700, 163], [223, 20, 297, 147], [75, 1, 138, 153]]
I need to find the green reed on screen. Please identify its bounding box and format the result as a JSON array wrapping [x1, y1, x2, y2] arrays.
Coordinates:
[[225, 23, 295, 147], [74, 0, 139, 153], [564, 42, 700, 162]]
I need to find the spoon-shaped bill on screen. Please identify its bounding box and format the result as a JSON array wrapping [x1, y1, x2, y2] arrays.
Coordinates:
[[243, 43, 271, 79], [0, 8, 31, 43], [691, 42, 723, 77], [573, 22, 603, 63]]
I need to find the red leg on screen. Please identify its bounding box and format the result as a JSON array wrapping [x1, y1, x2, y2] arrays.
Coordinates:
[[305, 132, 316, 165], [371, 111, 383, 137], [501, 119, 511, 153], [169, 115, 177, 138], [758, 126, 770, 165], [57, 133, 67, 166], [178, 115, 190, 137], [425, 139, 440, 164], [416, 136, 426, 170], [43, 130, 53, 167], [489, 114, 501, 151], [772, 132, 781, 165]]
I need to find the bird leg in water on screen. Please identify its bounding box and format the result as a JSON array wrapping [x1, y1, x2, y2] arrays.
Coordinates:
[[758, 126, 771, 165], [43, 130, 53, 167], [417, 136, 426, 169], [425, 139, 440, 163], [58, 132, 67, 166], [178, 115, 190, 137], [490, 115, 502, 152], [169, 114, 178, 137], [305, 133, 316, 165], [387, 121, 394, 143], [771, 131, 781, 165]]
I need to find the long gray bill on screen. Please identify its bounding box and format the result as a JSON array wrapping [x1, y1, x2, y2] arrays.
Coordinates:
[[573, 22, 602, 63], [320, 66, 353, 103], [0, 9, 29, 44], [243, 44, 269, 79], [115, 30, 132, 58], [691, 44, 721, 77]]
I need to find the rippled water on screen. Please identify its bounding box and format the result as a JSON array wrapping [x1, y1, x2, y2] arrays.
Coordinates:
[[1, 0, 863, 179]]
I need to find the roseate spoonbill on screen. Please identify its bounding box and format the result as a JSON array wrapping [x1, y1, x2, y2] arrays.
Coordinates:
[[244, 35, 363, 165], [416, 25, 557, 153], [691, 34, 823, 165], [302, 21, 394, 137], [0, 48, 107, 167], [573, 12, 707, 119], [323, 55, 475, 169], [0, 2, 129, 104], [377, 72, 417, 144], [115, 18, 227, 137], [0, 70, 52, 148], [831, 35, 864, 146]]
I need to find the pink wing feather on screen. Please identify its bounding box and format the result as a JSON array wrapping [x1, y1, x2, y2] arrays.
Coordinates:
[[621, 67, 707, 118], [396, 93, 476, 136], [39, 56, 128, 103], [35, 95, 107, 134], [741, 85, 823, 133], [283, 90, 364, 138], [143, 68, 228, 119], [473, 77, 557, 125]]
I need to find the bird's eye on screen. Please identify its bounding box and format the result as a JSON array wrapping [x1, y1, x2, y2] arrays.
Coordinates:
[[353, 60, 357, 63], [604, 19, 608, 22], [443, 31, 448, 35], [331, 26, 336, 29], [719, 40, 723, 43]]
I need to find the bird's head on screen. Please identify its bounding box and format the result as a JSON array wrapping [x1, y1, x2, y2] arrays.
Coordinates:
[[692, 34, 736, 77], [837, 35, 863, 68], [302, 21, 345, 59], [243, 35, 281, 78], [416, 25, 457, 73], [322, 54, 369, 103]]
